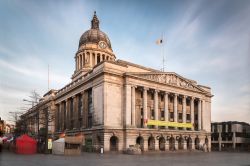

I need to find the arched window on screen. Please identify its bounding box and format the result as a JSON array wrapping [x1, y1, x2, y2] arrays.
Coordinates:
[[159, 137, 165, 151], [97, 53, 101, 63], [148, 136, 155, 150], [136, 136, 144, 151]]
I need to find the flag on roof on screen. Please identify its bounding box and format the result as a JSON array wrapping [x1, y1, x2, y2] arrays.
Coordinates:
[[156, 39, 163, 45]]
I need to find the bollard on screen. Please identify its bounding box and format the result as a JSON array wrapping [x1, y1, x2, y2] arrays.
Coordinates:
[[100, 147, 104, 154]]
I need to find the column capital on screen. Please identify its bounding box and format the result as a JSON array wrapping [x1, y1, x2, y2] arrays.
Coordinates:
[[143, 87, 149, 91], [154, 89, 159, 93], [80, 90, 85, 95], [131, 85, 137, 88], [164, 91, 169, 95]]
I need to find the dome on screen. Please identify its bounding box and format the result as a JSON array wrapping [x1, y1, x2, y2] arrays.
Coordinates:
[[79, 29, 112, 49], [78, 12, 112, 50]]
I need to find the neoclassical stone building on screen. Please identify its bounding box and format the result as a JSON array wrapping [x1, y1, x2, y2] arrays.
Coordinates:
[[23, 12, 213, 152]]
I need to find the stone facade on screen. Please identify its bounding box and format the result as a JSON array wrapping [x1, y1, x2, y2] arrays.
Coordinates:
[[20, 12, 213, 153]]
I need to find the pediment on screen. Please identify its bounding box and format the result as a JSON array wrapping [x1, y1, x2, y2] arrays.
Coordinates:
[[127, 72, 206, 93]]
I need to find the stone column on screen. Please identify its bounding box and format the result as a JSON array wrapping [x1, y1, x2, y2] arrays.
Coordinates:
[[75, 57, 77, 70], [66, 99, 70, 130], [183, 141, 187, 150], [143, 137, 148, 151], [73, 95, 78, 129], [191, 97, 194, 130], [57, 102, 64, 131], [182, 95, 187, 130], [175, 140, 179, 150], [94, 53, 97, 65], [78, 56, 80, 70], [174, 94, 178, 129], [164, 92, 169, 129], [165, 140, 169, 151], [155, 138, 159, 151], [81, 54, 84, 68], [143, 87, 148, 128], [154, 90, 159, 129], [202, 100, 206, 130], [198, 99, 202, 131], [125, 84, 132, 127], [192, 139, 195, 150], [131, 86, 136, 127], [81, 91, 85, 128], [100, 54, 103, 61]]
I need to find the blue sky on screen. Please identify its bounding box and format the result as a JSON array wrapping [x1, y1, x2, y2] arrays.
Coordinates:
[[0, 0, 249, 123]]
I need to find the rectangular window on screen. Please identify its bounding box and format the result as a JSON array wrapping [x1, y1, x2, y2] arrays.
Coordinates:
[[222, 124, 226, 132], [151, 93, 154, 100], [170, 112, 174, 120], [214, 125, 218, 133], [161, 95, 164, 101], [178, 113, 182, 120], [151, 109, 154, 119], [161, 111, 164, 119], [186, 114, 191, 121], [178, 97, 182, 104], [169, 97, 173, 103]]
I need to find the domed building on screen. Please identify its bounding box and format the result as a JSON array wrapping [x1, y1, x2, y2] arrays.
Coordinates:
[[72, 11, 116, 80], [21, 12, 213, 153]]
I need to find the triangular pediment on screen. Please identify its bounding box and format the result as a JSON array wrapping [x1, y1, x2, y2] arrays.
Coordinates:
[[127, 72, 206, 93]]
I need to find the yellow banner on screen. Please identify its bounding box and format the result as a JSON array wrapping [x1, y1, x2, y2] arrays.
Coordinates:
[[147, 120, 193, 128]]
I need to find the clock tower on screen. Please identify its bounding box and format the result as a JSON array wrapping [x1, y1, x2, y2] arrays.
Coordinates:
[[72, 11, 116, 80]]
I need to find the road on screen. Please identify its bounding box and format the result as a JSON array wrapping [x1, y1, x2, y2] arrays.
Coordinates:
[[0, 151, 250, 166]]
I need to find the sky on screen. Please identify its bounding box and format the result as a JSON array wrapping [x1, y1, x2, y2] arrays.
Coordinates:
[[0, 0, 249, 124]]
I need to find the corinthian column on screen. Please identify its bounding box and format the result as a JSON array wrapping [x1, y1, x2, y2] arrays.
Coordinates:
[[182, 95, 187, 130], [198, 99, 202, 131], [191, 97, 194, 130], [154, 90, 159, 129], [164, 92, 169, 129], [131, 86, 136, 127], [143, 87, 148, 128], [174, 94, 178, 124]]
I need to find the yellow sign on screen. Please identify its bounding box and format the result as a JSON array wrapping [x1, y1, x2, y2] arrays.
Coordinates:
[[48, 138, 52, 150], [147, 120, 193, 128]]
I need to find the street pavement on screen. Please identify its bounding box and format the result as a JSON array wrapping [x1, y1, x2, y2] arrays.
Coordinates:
[[0, 151, 250, 166]]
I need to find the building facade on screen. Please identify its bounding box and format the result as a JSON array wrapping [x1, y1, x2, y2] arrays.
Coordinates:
[[211, 121, 250, 151], [20, 12, 213, 152]]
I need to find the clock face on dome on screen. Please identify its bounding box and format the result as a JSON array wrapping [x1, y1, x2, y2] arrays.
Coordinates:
[[99, 41, 107, 49]]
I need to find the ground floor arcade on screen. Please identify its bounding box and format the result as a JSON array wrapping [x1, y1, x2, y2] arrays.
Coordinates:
[[59, 128, 211, 152]]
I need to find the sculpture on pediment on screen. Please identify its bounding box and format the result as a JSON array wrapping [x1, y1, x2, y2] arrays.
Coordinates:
[[133, 73, 201, 92]]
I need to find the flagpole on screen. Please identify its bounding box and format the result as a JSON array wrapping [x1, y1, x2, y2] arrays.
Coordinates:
[[48, 64, 50, 91], [162, 32, 165, 72]]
